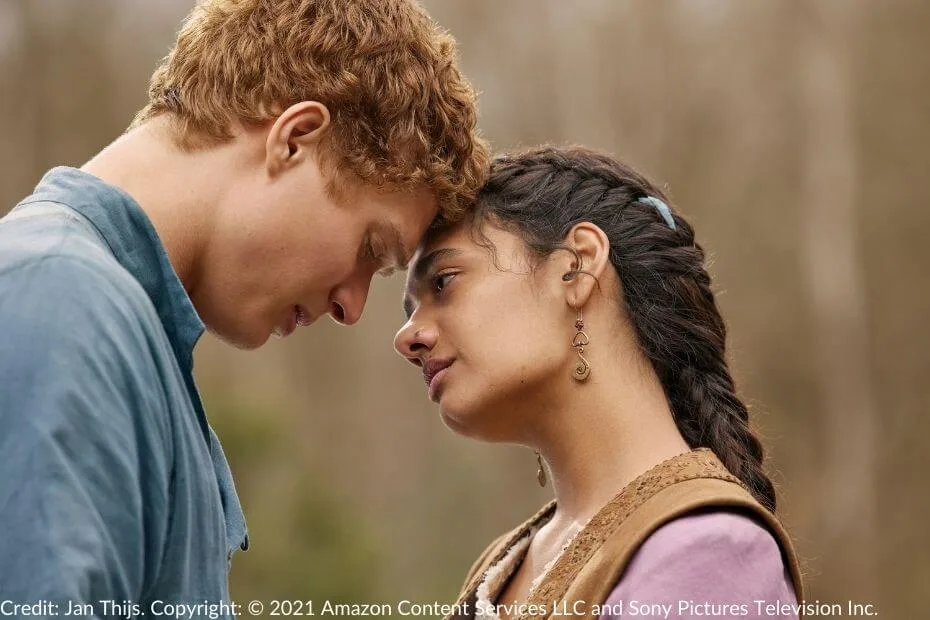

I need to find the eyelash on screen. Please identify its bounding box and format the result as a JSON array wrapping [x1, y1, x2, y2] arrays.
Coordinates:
[[363, 235, 385, 265], [430, 271, 457, 296]]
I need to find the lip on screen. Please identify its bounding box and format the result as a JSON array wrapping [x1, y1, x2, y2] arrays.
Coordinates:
[[423, 358, 454, 402], [295, 304, 313, 327], [428, 367, 450, 402], [273, 305, 314, 338]]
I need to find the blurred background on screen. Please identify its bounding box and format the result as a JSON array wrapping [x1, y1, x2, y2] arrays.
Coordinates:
[[1, 0, 927, 616]]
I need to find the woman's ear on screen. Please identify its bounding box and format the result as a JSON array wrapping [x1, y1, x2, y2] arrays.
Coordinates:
[[265, 101, 331, 176], [561, 222, 611, 309]]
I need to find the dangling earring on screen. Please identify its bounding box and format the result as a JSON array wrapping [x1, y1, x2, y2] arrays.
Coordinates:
[[572, 309, 591, 382], [536, 451, 547, 487]]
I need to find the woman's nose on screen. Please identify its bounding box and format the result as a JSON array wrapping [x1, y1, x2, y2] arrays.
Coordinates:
[[393, 319, 435, 365]]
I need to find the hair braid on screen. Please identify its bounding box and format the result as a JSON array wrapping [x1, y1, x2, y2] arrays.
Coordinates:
[[620, 223, 778, 512], [473, 145, 778, 512]]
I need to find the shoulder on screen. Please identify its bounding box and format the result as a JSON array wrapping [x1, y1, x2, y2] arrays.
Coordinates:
[[0, 253, 166, 430], [608, 509, 797, 603], [0, 249, 155, 347], [1, 204, 149, 299], [636, 509, 782, 561]]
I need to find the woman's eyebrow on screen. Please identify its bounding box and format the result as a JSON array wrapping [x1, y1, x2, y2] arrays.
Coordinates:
[[411, 247, 462, 284], [402, 247, 463, 317]]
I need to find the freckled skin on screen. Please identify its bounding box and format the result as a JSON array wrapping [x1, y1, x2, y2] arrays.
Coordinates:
[[83, 103, 438, 350]]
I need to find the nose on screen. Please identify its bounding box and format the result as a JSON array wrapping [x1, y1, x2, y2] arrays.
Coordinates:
[[393, 317, 436, 366], [328, 273, 373, 326]]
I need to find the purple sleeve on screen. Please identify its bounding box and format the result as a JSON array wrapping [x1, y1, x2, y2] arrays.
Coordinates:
[[598, 511, 798, 620]]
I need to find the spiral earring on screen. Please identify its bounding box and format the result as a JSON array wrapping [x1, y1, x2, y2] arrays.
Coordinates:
[[572, 310, 591, 382]]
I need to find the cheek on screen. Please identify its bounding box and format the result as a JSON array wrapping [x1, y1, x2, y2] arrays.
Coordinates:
[[440, 335, 564, 441], [477, 320, 565, 387], [274, 215, 361, 291], [301, 230, 358, 282], [480, 288, 565, 373], [234, 181, 360, 279], [439, 286, 567, 421]]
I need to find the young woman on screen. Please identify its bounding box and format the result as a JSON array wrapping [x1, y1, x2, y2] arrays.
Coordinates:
[[394, 147, 803, 620]]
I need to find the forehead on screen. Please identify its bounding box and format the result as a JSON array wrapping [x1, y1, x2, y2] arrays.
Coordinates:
[[354, 183, 439, 260], [406, 220, 535, 286], [408, 223, 472, 268], [402, 221, 536, 317]]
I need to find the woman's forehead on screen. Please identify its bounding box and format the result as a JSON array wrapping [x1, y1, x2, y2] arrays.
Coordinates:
[[410, 222, 534, 282], [413, 222, 473, 263]]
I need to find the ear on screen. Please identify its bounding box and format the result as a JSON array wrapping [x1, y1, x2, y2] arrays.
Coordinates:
[[265, 101, 331, 177], [561, 222, 612, 309]]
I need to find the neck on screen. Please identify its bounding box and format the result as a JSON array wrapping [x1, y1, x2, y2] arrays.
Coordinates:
[[80, 118, 235, 297], [532, 350, 690, 527]]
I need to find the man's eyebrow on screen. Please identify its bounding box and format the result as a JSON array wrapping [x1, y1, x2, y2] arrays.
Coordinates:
[[377, 223, 408, 277], [402, 247, 463, 318]]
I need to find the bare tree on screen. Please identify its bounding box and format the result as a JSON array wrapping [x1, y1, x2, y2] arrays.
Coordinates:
[[19, 0, 50, 176], [797, 0, 877, 595]]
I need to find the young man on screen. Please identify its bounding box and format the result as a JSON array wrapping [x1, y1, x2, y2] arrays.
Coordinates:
[[0, 0, 487, 610]]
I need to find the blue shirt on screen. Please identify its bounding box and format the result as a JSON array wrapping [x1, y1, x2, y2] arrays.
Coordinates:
[[0, 168, 248, 613]]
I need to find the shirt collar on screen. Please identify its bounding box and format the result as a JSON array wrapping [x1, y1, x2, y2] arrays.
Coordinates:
[[25, 166, 205, 370]]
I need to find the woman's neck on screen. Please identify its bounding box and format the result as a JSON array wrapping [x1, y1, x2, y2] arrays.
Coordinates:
[[533, 357, 691, 526]]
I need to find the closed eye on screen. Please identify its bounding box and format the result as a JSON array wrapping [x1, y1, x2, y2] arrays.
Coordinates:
[[362, 233, 388, 268], [367, 224, 407, 278]]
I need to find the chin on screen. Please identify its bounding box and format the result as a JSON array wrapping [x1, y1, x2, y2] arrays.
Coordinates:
[[439, 409, 468, 436], [439, 399, 513, 443], [207, 321, 269, 350], [240, 329, 273, 350], [236, 336, 268, 350]]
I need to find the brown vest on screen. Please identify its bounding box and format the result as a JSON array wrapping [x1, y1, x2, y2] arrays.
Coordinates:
[[447, 449, 804, 620]]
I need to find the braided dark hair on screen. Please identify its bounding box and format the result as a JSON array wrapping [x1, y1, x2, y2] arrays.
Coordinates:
[[472, 146, 777, 512]]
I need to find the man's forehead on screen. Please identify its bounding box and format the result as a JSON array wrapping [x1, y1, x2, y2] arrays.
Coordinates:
[[382, 221, 409, 264], [393, 192, 440, 258]]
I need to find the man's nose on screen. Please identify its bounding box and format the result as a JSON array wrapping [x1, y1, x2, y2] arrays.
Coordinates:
[[329, 273, 373, 326]]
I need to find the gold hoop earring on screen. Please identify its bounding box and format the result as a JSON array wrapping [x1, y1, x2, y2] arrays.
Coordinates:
[[572, 310, 591, 382], [536, 451, 547, 487]]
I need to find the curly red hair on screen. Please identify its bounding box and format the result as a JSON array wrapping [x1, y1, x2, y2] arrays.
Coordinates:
[[131, 0, 489, 219]]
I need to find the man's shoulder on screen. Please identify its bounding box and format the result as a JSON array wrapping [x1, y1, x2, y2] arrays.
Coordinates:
[[0, 249, 158, 360], [0, 248, 168, 431], [0, 209, 155, 327]]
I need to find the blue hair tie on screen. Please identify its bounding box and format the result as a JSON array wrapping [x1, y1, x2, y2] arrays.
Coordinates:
[[637, 196, 676, 230]]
